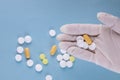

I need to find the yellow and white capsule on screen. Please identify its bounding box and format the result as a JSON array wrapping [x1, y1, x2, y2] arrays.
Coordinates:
[[83, 34, 92, 45], [24, 48, 31, 59], [50, 45, 57, 56]]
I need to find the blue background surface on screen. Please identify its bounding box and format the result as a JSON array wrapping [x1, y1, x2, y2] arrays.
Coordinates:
[[0, 0, 120, 80]]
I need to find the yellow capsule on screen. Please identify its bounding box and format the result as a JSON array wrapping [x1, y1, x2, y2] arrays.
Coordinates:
[[42, 59, 48, 65], [39, 54, 46, 60], [24, 48, 30, 59], [83, 34, 92, 45], [50, 45, 57, 56], [69, 56, 75, 62]]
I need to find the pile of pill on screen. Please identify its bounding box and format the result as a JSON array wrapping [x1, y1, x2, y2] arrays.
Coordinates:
[[56, 49, 75, 68], [39, 53, 49, 65], [76, 34, 96, 51]]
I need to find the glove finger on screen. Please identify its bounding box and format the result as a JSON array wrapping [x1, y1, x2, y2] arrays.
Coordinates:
[[67, 46, 95, 62], [57, 34, 77, 41], [97, 12, 120, 27], [60, 24, 101, 36]]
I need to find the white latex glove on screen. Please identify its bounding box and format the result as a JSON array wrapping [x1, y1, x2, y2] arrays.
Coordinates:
[[57, 12, 120, 73]]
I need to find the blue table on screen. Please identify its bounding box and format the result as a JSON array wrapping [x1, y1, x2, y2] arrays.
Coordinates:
[[0, 0, 120, 80]]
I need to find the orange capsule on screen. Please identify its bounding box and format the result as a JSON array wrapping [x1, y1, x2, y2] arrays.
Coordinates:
[[24, 48, 31, 59], [50, 45, 57, 56], [83, 34, 92, 45]]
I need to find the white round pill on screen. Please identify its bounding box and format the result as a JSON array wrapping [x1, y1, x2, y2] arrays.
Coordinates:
[[76, 36, 84, 41], [45, 75, 53, 80], [24, 35, 32, 43], [15, 54, 22, 62], [83, 42, 89, 49], [60, 49, 67, 54], [63, 53, 70, 61], [16, 46, 24, 54], [89, 42, 96, 51], [66, 61, 73, 68], [49, 29, 56, 37], [77, 40, 84, 48], [59, 60, 66, 68], [56, 54, 63, 61], [18, 37, 24, 44], [35, 64, 43, 72], [26, 59, 34, 67]]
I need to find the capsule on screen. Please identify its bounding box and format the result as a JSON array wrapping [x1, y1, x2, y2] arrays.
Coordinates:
[[83, 34, 92, 45], [50, 45, 57, 55], [24, 48, 31, 59]]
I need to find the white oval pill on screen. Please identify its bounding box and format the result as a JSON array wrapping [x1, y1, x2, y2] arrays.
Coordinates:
[[83, 42, 89, 49], [35, 64, 43, 72], [15, 54, 22, 62], [59, 60, 66, 68], [76, 36, 84, 41], [60, 49, 66, 54], [26, 59, 34, 67], [16, 46, 24, 54], [45, 75, 53, 80], [77, 40, 84, 48], [49, 29, 56, 37], [66, 61, 73, 68], [63, 53, 70, 61], [89, 42, 96, 51], [56, 54, 63, 61], [18, 37, 24, 44], [24, 35, 32, 43]]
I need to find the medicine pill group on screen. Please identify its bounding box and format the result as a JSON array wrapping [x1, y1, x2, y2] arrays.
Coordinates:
[[76, 34, 96, 51]]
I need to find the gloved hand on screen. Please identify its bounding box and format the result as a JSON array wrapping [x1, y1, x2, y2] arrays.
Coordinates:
[[57, 12, 120, 73]]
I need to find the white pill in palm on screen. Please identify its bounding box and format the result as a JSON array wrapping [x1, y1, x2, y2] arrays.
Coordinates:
[[76, 36, 84, 41], [83, 42, 89, 49], [16, 46, 24, 54], [59, 60, 66, 68], [45, 75, 53, 80], [26, 59, 34, 67], [49, 29, 56, 37], [60, 49, 67, 54], [15, 54, 22, 62], [24, 35, 32, 43], [56, 54, 63, 61], [66, 61, 73, 68], [77, 40, 84, 48], [89, 42, 96, 50], [63, 53, 70, 61], [35, 64, 43, 72], [18, 37, 24, 44]]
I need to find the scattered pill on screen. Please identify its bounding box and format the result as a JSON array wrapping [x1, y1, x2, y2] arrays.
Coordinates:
[[26, 59, 34, 67], [56, 54, 63, 61], [69, 56, 75, 62], [45, 75, 53, 80], [15, 54, 22, 62], [60, 49, 66, 54], [24, 48, 31, 59], [83, 34, 92, 45], [76, 36, 84, 41], [35, 64, 43, 72], [49, 29, 56, 37], [39, 53, 46, 60], [50, 45, 57, 56], [42, 59, 48, 65], [66, 61, 73, 68], [24, 35, 32, 43], [63, 53, 70, 61], [18, 37, 24, 44], [16, 46, 24, 54], [59, 60, 66, 68], [89, 42, 96, 51]]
